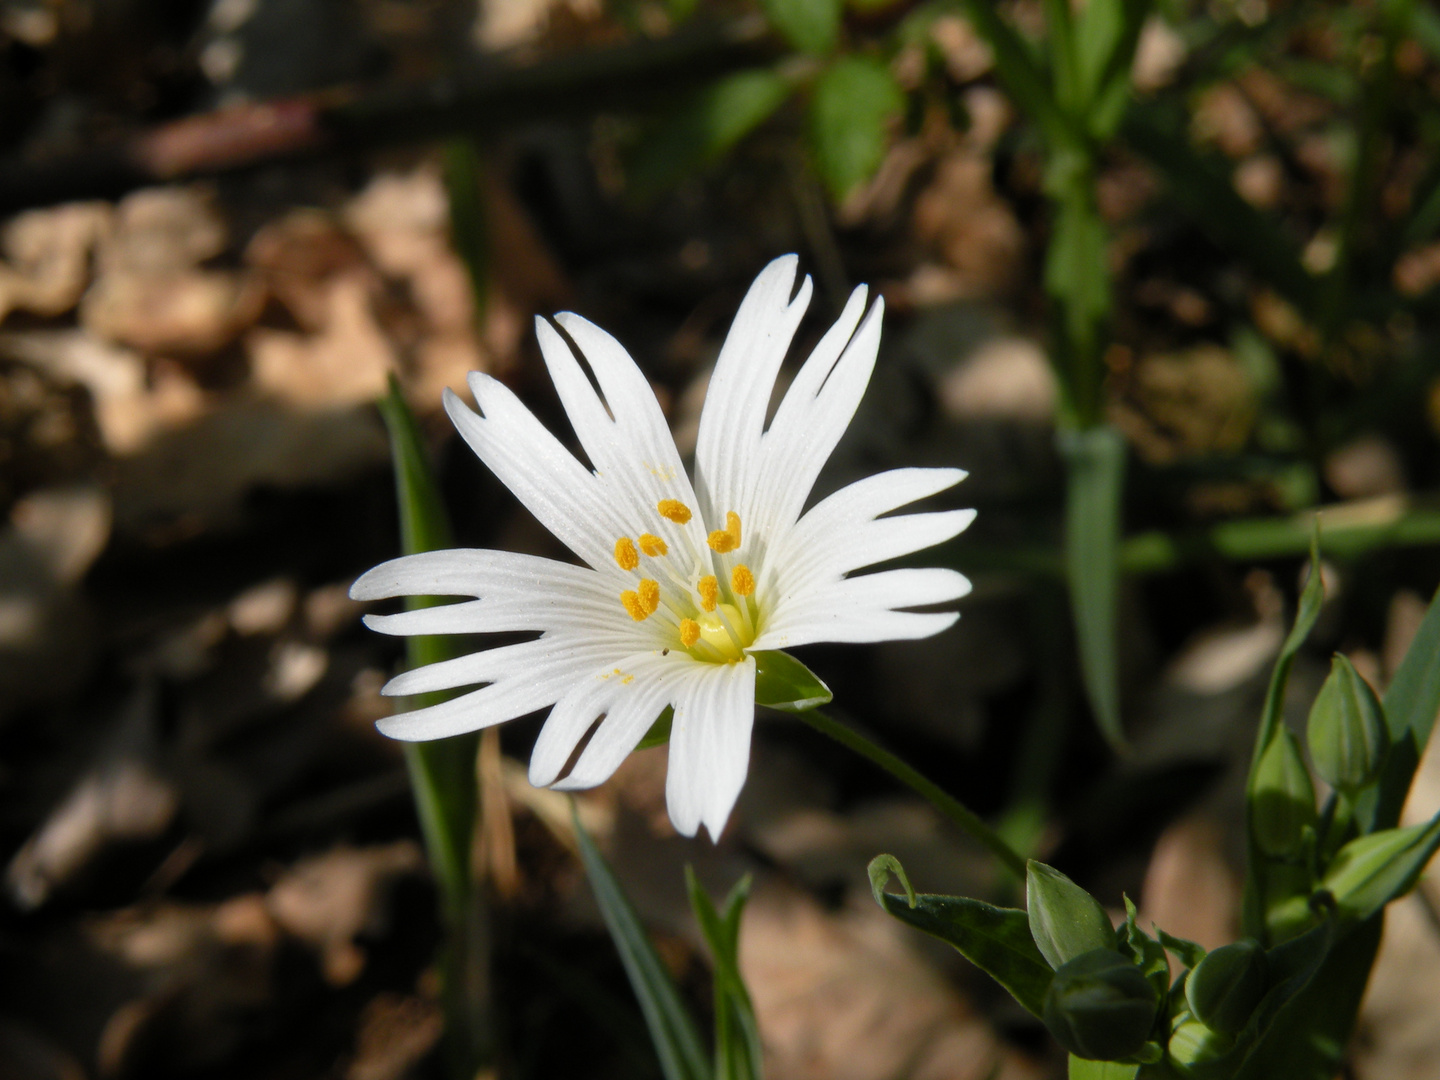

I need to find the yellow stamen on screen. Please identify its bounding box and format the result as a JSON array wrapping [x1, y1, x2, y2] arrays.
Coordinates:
[[615, 536, 639, 571], [697, 575, 719, 612], [657, 499, 692, 524], [638, 533, 668, 557], [620, 590, 648, 621], [707, 510, 742, 553], [638, 578, 660, 615], [731, 564, 754, 596], [679, 619, 700, 647]]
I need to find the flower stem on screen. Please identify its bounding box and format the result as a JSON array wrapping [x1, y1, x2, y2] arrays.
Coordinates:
[[796, 709, 1028, 880]]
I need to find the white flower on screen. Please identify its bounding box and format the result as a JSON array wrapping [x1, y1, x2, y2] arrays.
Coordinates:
[[351, 255, 974, 840]]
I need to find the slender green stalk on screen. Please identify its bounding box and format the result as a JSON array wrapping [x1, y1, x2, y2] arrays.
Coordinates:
[[796, 709, 1028, 879]]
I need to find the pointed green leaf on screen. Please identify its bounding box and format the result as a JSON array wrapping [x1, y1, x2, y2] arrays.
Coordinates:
[[574, 807, 710, 1080], [753, 650, 831, 712], [630, 69, 792, 198], [760, 0, 841, 54], [1058, 425, 1127, 749], [1367, 585, 1440, 830], [870, 856, 1052, 1017], [1028, 860, 1117, 971], [1119, 897, 1170, 998], [808, 56, 904, 200], [687, 868, 762, 1080]]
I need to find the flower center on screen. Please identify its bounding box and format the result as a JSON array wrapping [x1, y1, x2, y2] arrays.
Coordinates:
[[613, 499, 759, 663]]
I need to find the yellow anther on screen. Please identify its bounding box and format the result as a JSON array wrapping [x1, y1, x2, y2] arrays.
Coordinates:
[[638, 578, 660, 615], [679, 619, 700, 647], [731, 564, 755, 596], [707, 510, 742, 553], [657, 499, 692, 524], [638, 533, 668, 557], [615, 536, 639, 571], [697, 575, 719, 612], [620, 590, 648, 621]]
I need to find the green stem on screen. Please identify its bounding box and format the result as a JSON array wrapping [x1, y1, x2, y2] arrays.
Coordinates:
[[796, 709, 1028, 879]]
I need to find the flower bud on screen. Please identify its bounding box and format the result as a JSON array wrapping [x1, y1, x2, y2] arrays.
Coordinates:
[[1027, 860, 1115, 970], [1042, 948, 1159, 1061], [1251, 730, 1317, 858], [1307, 654, 1389, 793], [1167, 1014, 1235, 1077], [1184, 938, 1268, 1034]]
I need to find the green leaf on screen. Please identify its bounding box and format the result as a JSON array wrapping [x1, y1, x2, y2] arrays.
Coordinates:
[[1027, 860, 1117, 971], [1366, 585, 1440, 830], [377, 378, 477, 919], [868, 854, 915, 908], [636, 706, 675, 750], [1072, 0, 1145, 138], [808, 56, 904, 200], [1231, 919, 1364, 1080], [574, 806, 711, 1080], [686, 868, 762, 1080], [1069, 1058, 1139, 1080], [870, 856, 1053, 1017], [760, 0, 841, 54], [442, 139, 488, 326], [1320, 814, 1440, 923], [630, 69, 792, 199], [753, 651, 832, 712], [1250, 730, 1317, 859], [1058, 425, 1127, 748]]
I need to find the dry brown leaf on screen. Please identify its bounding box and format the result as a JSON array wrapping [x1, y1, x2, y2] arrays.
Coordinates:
[[0, 202, 113, 322]]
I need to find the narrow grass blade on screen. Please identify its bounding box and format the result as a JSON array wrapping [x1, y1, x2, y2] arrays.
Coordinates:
[[1059, 424, 1127, 750], [377, 378, 489, 1074], [1367, 584, 1440, 829], [574, 804, 711, 1080]]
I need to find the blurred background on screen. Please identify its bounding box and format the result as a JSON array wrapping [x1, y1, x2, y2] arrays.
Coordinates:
[[1, 0, 1440, 1076]]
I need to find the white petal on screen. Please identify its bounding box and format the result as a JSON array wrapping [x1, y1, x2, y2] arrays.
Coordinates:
[[750, 289, 881, 539], [552, 655, 684, 791], [665, 657, 756, 839], [542, 314, 710, 576], [693, 256, 812, 526], [376, 639, 624, 741], [770, 508, 976, 600], [753, 568, 971, 649], [446, 377, 628, 571], [752, 609, 960, 648], [528, 650, 672, 787], [351, 548, 599, 603]]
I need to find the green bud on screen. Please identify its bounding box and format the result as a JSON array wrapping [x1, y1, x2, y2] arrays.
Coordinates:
[[1027, 860, 1115, 970], [1251, 730, 1317, 858], [1307, 655, 1389, 792], [1167, 1014, 1235, 1077], [1184, 938, 1268, 1034], [1321, 818, 1440, 922], [1043, 948, 1159, 1061]]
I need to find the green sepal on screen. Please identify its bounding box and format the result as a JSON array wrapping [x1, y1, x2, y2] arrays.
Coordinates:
[[753, 650, 832, 712], [1028, 860, 1117, 970], [636, 706, 674, 750], [1155, 929, 1206, 972], [1043, 948, 1159, 1062], [870, 855, 1052, 1018], [1069, 1057, 1141, 1080], [1119, 897, 1171, 999]]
